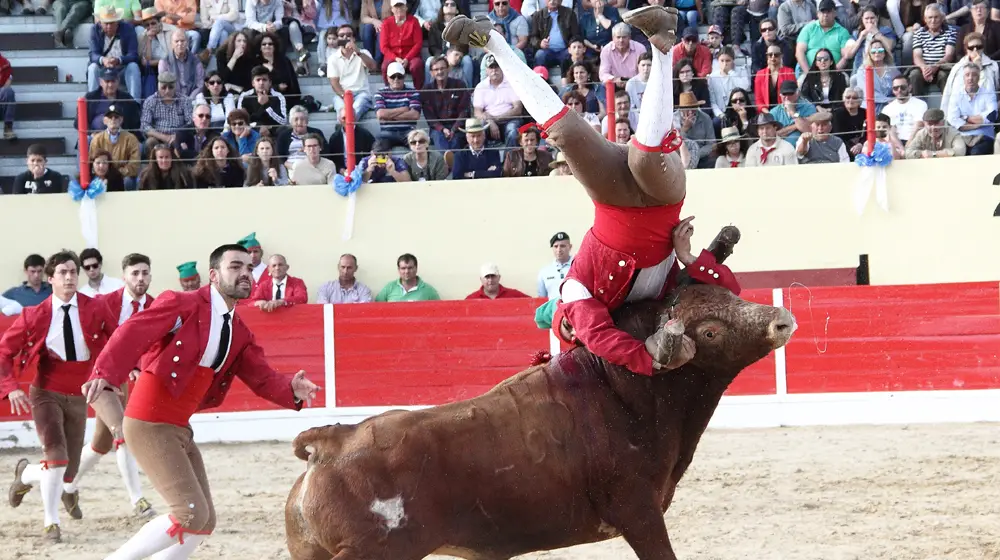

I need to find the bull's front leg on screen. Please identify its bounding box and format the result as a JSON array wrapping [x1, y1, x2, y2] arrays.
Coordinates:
[[598, 480, 679, 560], [645, 318, 695, 372]]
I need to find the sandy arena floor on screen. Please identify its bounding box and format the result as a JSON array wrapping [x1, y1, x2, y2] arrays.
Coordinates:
[[0, 422, 998, 560]]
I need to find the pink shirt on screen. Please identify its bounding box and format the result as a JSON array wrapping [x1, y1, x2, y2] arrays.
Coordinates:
[[473, 78, 519, 116], [599, 40, 647, 82]]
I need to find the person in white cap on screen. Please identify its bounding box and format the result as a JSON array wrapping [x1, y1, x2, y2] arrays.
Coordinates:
[[375, 60, 422, 148], [465, 263, 530, 299], [380, 0, 425, 88]]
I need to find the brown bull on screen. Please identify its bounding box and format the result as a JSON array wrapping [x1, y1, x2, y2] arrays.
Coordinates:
[[285, 284, 796, 560]]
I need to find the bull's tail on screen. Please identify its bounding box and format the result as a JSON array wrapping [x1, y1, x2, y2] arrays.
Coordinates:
[[292, 424, 355, 462]]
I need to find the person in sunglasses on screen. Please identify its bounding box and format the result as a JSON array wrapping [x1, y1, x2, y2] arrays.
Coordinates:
[[77, 249, 125, 297]]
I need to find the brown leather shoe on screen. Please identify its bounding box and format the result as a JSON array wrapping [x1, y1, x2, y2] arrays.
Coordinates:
[[8, 458, 31, 508], [442, 14, 494, 49], [622, 6, 679, 54], [42, 523, 61, 543], [707, 225, 741, 264], [61, 490, 83, 520]]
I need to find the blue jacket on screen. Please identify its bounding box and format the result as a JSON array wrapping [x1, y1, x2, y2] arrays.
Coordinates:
[[89, 21, 139, 67], [451, 148, 502, 180]]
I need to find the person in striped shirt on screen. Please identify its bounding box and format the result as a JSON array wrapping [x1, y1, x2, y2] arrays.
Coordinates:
[[374, 61, 422, 148]]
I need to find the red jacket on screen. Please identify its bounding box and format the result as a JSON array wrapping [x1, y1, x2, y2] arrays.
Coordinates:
[[89, 285, 300, 412], [0, 293, 117, 399], [0, 54, 11, 87], [97, 287, 157, 324], [379, 15, 423, 60], [249, 274, 308, 304], [670, 42, 712, 77], [753, 66, 796, 111], [554, 228, 740, 376], [465, 285, 530, 299]]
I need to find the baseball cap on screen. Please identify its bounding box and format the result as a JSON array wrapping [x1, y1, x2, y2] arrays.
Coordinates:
[[98, 68, 120, 81], [818, 0, 836, 11], [682, 27, 699, 40], [480, 263, 500, 278], [779, 80, 799, 95], [533, 65, 549, 80], [707, 25, 723, 36], [387, 61, 406, 78]]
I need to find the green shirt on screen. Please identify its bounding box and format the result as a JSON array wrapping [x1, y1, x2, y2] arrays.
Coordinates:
[[93, 0, 142, 19], [797, 21, 851, 67], [375, 278, 441, 302]]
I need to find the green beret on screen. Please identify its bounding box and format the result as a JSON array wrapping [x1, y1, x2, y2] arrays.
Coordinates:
[[534, 299, 559, 330], [177, 261, 199, 279], [237, 232, 261, 249]]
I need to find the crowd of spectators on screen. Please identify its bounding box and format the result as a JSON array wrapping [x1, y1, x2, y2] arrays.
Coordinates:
[[2, 0, 999, 195], [0, 230, 577, 314]]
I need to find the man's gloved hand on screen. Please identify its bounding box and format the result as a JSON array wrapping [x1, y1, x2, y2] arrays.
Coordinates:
[[645, 318, 696, 372]]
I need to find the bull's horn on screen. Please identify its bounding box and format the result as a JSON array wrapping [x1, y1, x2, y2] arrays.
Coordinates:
[[707, 225, 741, 264]]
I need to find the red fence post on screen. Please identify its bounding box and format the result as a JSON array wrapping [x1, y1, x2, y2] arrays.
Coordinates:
[[605, 80, 615, 142], [865, 66, 875, 156], [77, 97, 90, 188], [344, 90, 356, 175]]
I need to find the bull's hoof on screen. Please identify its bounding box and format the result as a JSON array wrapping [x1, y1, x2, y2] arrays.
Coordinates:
[[707, 225, 741, 264], [442, 14, 493, 49], [622, 6, 678, 54], [645, 319, 695, 372]]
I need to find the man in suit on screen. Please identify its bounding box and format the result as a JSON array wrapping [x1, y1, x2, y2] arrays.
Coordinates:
[[248, 254, 309, 310], [63, 254, 156, 519], [82, 244, 320, 559], [1, 251, 119, 543]]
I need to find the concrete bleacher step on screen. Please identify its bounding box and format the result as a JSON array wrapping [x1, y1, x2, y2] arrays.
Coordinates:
[[0, 137, 64, 157], [14, 66, 60, 84], [0, 32, 57, 50], [0, 15, 57, 33], [7, 48, 88, 85], [17, 102, 63, 121]]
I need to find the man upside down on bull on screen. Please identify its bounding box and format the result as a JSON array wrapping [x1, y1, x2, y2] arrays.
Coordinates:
[[445, 6, 741, 375]]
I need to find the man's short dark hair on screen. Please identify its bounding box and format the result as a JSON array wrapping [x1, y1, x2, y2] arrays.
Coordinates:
[[45, 250, 81, 278], [615, 89, 630, 100], [429, 55, 448, 70], [302, 132, 323, 146], [23, 254, 44, 270], [122, 253, 151, 270], [397, 253, 418, 267], [251, 65, 271, 79], [875, 113, 892, 125], [372, 139, 393, 153], [209, 243, 250, 270], [337, 23, 354, 35], [638, 51, 652, 64], [27, 144, 48, 159], [80, 248, 103, 265]]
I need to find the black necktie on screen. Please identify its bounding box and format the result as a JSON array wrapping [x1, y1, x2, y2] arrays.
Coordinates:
[[210, 314, 231, 371], [62, 304, 77, 362], [275, 283, 283, 300]]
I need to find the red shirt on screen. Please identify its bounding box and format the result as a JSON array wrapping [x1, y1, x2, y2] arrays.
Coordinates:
[[379, 15, 423, 60], [465, 285, 530, 300], [669, 42, 712, 77], [0, 54, 11, 87]]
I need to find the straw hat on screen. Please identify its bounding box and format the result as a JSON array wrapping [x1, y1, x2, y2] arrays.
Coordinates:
[[676, 92, 705, 108], [96, 5, 124, 23], [716, 126, 743, 149], [548, 151, 568, 169], [459, 117, 487, 134], [138, 6, 166, 22]]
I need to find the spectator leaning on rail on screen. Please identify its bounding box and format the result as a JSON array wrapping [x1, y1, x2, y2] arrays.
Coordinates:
[[905, 107, 967, 158], [2, 254, 51, 308], [13, 144, 67, 194], [315, 254, 373, 304], [88, 6, 142, 102], [374, 253, 441, 302], [465, 263, 530, 299]]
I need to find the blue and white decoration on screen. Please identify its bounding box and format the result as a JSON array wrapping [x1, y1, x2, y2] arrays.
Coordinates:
[[853, 141, 892, 216], [333, 167, 363, 241], [68, 177, 106, 248]]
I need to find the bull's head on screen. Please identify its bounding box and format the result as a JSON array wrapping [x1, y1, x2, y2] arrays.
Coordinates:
[[613, 284, 796, 377]]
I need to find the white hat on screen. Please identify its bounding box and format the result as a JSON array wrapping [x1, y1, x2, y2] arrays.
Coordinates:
[[391, 0, 407, 6], [480, 263, 500, 278], [386, 61, 406, 78]]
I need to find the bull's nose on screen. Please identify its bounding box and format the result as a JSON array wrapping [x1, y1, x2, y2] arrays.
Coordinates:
[[767, 307, 797, 348]]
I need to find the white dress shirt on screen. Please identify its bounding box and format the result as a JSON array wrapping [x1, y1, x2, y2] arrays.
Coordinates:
[[271, 277, 287, 301], [252, 262, 267, 282], [46, 294, 91, 362], [77, 275, 125, 297], [198, 285, 235, 370], [118, 291, 149, 326]]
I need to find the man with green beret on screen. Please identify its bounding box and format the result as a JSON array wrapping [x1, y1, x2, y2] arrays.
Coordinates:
[[237, 232, 268, 282], [176, 261, 200, 291]]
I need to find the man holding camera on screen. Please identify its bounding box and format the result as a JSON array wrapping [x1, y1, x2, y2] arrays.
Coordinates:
[[358, 139, 411, 183], [327, 24, 377, 123]]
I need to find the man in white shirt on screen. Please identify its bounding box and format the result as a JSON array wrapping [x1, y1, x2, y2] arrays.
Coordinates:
[[946, 63, 997, 156], [881, 75, 928, 143], [745, 112, 798, 166], [326, 24, 377, 122], [537, 232, 574, 299], [77, 248, 125, 297]]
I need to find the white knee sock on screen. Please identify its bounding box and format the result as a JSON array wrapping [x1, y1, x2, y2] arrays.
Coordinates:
[[150, 534, 208, 560], [484, 30, 565, 126], [40, 466, 66, 527], [21, 463, 42, 485], [63, 446, 103, 494], [116, 444, 144, 506], [635, 48, 675, 148], [105, 514, 181, 560]]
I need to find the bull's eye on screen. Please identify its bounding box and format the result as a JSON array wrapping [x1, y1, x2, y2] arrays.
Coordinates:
[[704, 330, 715, 339]]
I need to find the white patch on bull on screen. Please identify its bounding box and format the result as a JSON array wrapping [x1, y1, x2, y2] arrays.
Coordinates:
[[597, 521, 620, 538], [370, 495, 407, 530], [297, 464, 313, 514], [494, 464, 514, 474]]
